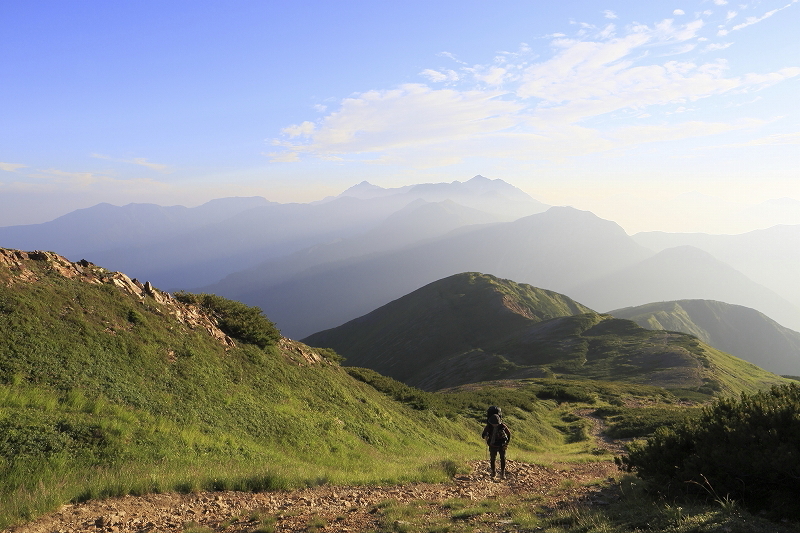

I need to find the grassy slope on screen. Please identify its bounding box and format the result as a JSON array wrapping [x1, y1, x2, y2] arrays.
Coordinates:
[[303, 272, 595, 385], [609, 299, 800, 376], [493, 313, 788, 397], [2, 254, 787, 531], [304, 273, 788, 396], [0, 252, 591, 528]]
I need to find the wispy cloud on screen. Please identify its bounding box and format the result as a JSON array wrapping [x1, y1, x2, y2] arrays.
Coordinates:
[[91, 153, 172, 173], [705, 42, 733, 51], [13, 168, 171, 193], [733, 131, 800, 146], [718, 0, 797, 35], [269, 5, 799, 168], [0, 162, 27, 172], [419, 68, 460, 83]]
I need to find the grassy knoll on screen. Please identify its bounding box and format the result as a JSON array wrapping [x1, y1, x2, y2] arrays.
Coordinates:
[[304, 273, 789, 395], [0, 252, 583, 528]]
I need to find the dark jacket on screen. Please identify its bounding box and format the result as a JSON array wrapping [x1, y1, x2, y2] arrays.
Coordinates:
[[482, 423, 511, 448]]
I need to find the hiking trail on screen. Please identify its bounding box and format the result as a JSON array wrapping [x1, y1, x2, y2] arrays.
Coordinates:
[[7, 459, 621, 533]]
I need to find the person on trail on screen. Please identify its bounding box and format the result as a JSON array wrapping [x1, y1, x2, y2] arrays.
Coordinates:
[[482, 413, 511, 479]]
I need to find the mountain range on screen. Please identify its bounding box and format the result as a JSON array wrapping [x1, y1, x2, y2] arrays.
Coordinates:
[[609, 299, 800, 376], [0, 176, 547, 289], [567, 245, 800, 334], [1, 175, 799, 341], [632, 225, 800, 316], [206, 206, 800, 338], [303, 272, 788, 394]]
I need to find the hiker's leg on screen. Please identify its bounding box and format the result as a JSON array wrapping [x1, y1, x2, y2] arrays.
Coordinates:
[[489, 448, 497, 476], [499, 447, 506, 478]]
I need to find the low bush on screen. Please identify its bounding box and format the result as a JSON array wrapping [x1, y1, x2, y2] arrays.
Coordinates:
[[622, 383, 800, 519], [594, 406, 701, 439], [173, 292, 281, 348]]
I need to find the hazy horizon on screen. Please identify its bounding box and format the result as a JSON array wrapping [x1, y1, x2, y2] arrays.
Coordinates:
[[2, 0, 798, 234], [2, 176, 798, 237]]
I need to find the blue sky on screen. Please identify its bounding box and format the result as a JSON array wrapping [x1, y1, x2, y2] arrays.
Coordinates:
[[1, 0, 798, 232]]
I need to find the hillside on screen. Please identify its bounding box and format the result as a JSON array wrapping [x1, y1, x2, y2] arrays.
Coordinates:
[[0, 249, 553, 526], [220, 206, 652, 338], [632, 224, 800, 313], [3, 251, 796, 532], [567, 245, 800, 332], [609, 299, 800, 376], [203, 199, 499, 297], [303, 273, 787, 395]]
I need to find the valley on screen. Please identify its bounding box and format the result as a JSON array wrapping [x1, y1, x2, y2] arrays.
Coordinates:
[[1, 176, 799, 532]]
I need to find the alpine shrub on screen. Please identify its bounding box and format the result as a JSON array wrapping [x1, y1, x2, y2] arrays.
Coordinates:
[[173, 292, 281, 348], [622, 383, 800, 518]]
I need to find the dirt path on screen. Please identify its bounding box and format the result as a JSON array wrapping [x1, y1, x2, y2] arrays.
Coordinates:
[[7, 459, 621, 533], [574, 408, 629, 455]]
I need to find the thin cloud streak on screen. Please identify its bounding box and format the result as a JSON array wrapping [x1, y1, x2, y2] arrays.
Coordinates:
[[270, 10, 799, 168], [91, 154, 172, 173], [0, 162, 27, 173]]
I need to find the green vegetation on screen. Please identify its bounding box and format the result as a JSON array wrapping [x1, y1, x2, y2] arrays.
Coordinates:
[[0, 254, 618, 528], [305, 273, 788, 395], [526, 475, 799, 533], [622, 383, 800, 520], [354, 477, 800, 533], [173, 291, 281, 348], [610, 299, 800, 377], [2, 255, 797, 532], [304, 272, 595, 386], [594, 405, 703, 439], [0, 256, 477, 527]]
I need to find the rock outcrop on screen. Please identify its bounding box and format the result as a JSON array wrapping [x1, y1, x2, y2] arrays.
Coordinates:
[[0, 248, 235, 348]]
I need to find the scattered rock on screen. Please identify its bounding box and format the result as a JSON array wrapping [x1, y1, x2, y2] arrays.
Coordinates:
[[8, 461, 620, 533]]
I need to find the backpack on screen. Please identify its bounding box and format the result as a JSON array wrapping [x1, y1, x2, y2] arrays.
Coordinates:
[[488, 423, 509, 446], [487, 405, 502, 424]]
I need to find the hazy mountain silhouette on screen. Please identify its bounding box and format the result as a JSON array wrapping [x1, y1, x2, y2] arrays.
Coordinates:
[[0, 197, 270, 258], [216, 206, 653, 338], [203, 199, 499, 297], [609, 299, 800, 376], [303, 272, 786, 393], [633, 224, 800, 312], [86, 195, 433, 288], [0, 176, 547, 290], [327, 174, 549, 221], [569, 246, 800, 332]]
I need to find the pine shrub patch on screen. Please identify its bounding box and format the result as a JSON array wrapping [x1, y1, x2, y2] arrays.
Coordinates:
[[622, 383, 800, 519]]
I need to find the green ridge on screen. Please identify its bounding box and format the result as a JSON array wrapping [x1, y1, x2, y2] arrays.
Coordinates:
[[610, 299, 800, 376], [304, 273, 788, 395]]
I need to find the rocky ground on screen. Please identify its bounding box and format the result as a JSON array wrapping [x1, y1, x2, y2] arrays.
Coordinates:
[[7, 460, 621, 533]]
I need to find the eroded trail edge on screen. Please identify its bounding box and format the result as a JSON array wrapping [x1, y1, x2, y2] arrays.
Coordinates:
[[8, 460, 620, 533]]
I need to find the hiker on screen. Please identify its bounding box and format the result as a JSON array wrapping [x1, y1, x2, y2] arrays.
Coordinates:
[[482, 412, 511, 479]]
